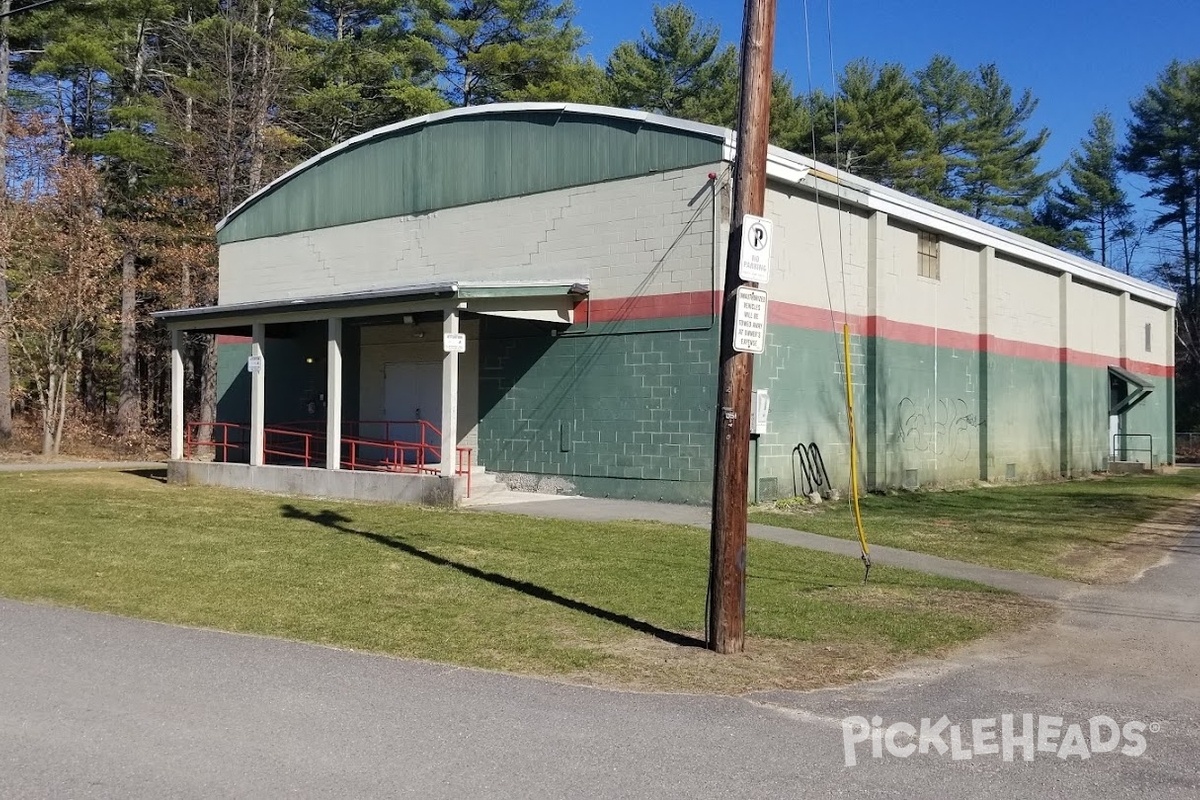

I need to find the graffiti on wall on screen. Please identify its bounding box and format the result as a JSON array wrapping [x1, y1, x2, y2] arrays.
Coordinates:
[[896, 396, 980, 462]]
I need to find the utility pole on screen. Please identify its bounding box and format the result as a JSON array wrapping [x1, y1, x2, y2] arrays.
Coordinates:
[[707, 0, 777, 654]]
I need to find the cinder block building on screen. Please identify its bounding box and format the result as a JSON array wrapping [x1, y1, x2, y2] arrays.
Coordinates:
[[157, 103, 1175, 504]]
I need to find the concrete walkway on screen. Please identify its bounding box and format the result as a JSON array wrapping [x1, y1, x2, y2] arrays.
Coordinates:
[[467, 495, 1079, 601]]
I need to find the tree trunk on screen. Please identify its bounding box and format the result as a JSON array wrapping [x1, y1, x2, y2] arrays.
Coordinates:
[[0, 271, 11, 442], [42, 369, 56, 455], [247, 2, 276, 192], [0, 0, 12, 442], [116, 247, 140, 436], [197, 335, 218, 459], [53, 358, 69, 455]]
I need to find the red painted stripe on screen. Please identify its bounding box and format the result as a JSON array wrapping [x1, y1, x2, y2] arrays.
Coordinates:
[[583, 290, 717, 323], [985, 336, 1062, 364], [766, 301, 866, 333], [216, 334, 252, 344], [764, 298, 1172, 377], [583, 291, 1175, 376], [1122, 358, 1174, 379]]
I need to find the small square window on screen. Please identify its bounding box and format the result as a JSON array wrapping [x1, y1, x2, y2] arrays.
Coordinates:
[[1145, 323, 1152, 353], [918, 231, 940, 280]]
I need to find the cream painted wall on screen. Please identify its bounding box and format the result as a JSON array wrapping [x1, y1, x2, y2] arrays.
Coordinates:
[[989, 255, 1062, 347], [879, 222, 981, 334], [219, 165, 719, 307], [1067, 281, 1122, 359], [762, 186, 870, 316], [1126, 298, 1170, 366], [357, 320, 480, 452]]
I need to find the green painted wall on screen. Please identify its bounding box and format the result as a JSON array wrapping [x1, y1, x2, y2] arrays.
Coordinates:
[[218, 112, 723, 244], [215, 322, 362, 432], [476, 315, 718, 503], [753, 323, 1173, 496], [212, 315, 1172, 502], [1125, 374, 1173, 466]]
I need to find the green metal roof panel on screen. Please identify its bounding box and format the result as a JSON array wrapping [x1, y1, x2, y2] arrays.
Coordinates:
[[217, 105, 725, 244]]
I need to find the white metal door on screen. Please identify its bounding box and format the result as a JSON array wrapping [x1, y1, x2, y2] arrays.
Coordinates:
[[1109, 414, 1121, 460], [383, 362, 442, 456]]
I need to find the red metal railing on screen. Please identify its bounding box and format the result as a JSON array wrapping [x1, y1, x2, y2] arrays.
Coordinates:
[[185, 421, 248, 462], [182, 419, 472, 495], [263, 426, 317, 466]]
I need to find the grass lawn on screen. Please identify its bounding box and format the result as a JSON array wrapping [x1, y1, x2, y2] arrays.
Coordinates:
[[752, 472, 1200, 583], [0, 470, 1042, 693]]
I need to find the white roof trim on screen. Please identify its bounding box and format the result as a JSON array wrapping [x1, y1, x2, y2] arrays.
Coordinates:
[[746, 141, 1174, 307], [217, 102, 1174, 309]]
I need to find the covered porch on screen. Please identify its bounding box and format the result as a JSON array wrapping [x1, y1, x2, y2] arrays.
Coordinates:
[[155, 280, 587, 505]]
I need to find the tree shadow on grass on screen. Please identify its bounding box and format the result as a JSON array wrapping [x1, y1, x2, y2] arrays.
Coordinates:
[[279, 504, 706, 649]]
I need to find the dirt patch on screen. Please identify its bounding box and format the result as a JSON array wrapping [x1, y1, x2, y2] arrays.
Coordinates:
[[563, 633, 907, 694], [1066, 494, 1200, 584], [562, 594, 1049, 695]]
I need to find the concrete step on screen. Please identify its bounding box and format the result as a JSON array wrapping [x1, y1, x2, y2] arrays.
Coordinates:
[[461, 470, 513, 504]]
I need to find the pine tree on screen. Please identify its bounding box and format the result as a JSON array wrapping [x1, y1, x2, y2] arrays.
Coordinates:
[[1122, 60, 1200, 425], [511, 55, 608, 104], [916, 56, 1051, 225], [291, 0, 446, 152], [959, 65, 1052, 225], [1055, 111, 1131, 268], [605, 2, 732, 118], [413, 0, 582, 106], [1122, 60, 1200, 303], [23, 0, 180, 436], [828, 59, 943, 197], [915, 54, 972, 201], [1021, 193, 1092, 257]]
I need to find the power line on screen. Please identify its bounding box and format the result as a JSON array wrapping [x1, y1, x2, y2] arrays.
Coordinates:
[[0, 0, 69, 21]]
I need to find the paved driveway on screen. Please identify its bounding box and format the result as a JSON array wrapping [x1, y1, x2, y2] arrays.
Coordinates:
[[1, 528, 1197, 797]]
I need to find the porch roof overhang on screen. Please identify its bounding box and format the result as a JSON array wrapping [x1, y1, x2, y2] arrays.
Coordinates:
[[1109, 364, 1155, 416], [152, 280, 590, 331]]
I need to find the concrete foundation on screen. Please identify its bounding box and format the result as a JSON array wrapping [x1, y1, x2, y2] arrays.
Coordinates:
[[167, 461, 463, 506], [1108, 461, 1152, 475]]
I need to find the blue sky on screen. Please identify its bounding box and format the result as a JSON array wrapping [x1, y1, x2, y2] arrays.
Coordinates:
[[576, 0, 1200, 189]]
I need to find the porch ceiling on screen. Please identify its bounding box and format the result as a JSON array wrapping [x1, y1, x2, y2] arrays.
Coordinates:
[[152, 280, 589, 331]]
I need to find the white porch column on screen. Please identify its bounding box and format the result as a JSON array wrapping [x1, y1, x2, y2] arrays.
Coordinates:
[[326, 317, 343, 470], [250, 322, 266, 466], [170, 328, 184, 460], [440, 307, 460, 477]]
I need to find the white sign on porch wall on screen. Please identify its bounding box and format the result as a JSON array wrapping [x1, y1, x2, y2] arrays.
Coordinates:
[[443, 333, 466, 353], [247, 355, 264, 374]]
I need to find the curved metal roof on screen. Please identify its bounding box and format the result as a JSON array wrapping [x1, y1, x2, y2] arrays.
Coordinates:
[[217, 102, 1174, 308]]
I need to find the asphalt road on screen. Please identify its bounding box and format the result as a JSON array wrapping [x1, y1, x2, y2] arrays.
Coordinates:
[[1, 529, 1198, 798]]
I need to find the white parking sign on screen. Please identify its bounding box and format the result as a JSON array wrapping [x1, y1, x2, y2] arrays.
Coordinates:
[[739, 214, 773, 284]]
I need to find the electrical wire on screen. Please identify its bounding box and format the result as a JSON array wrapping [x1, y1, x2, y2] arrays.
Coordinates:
[[802, 0, 871, 580], [0, 0, 70, 19]]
